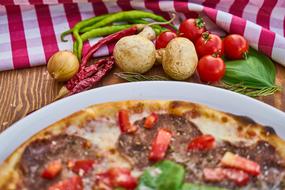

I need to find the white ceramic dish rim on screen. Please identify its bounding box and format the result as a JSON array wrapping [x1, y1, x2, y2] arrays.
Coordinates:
[[1, 81, 285, 163]]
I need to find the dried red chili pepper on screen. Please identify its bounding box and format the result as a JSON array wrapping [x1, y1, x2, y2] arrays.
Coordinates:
[[67, 27, 138, 90], [68, 56, 115, 95], [66, 58, 108, 90], [56, 27, 138, 99], [81, 26, 138, 68]]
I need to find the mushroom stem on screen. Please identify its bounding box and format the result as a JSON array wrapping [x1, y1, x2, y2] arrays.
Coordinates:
[[155, 49, 164, 65]]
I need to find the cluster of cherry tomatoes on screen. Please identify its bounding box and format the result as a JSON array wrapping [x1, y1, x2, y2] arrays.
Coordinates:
[[155, 17, 249, 82]]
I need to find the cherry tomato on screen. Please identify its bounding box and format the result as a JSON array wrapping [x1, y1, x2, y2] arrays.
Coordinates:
[[179, 17, 206, 42], [197, 55, 225, 82], [195, 32, 224, 58], [223, 34, 248, 59], [155, 31, 177, 49]]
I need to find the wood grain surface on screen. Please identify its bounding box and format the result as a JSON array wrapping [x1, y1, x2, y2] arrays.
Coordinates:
[[0, 63, 284, 133]]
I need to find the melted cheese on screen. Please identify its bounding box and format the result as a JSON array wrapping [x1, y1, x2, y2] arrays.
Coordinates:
[[66, 119, 120, 150], [129, 112, 149, 123], [66, 119, 130, 167], [66, 118, 133, 189], [191, 117, 255, 144]]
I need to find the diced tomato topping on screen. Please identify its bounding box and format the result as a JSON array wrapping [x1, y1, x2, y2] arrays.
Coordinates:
[[108, 168, 137, 189], [222, 168, 249, 186], [203, 168, 225, 182], [149, 128, 172, 162], [96, 168, 137, 190], [187, 134, 215, 151], [203, 168, 249, 186], [68, 159, 95, 175], [221, 152, 261, 176], [48, 176, 83, 190], [41, 159, 62, 179], [118, 110, 138, 133], [144, 113, 158, 129]]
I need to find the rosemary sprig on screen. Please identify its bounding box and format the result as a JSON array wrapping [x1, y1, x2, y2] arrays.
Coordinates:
[[222, 82, 282, 97], [115, 72, 281, 97], [114, 72, 170, 82]]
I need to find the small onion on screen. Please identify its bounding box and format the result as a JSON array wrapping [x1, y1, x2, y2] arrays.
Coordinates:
[[47, 51, 79, 82]]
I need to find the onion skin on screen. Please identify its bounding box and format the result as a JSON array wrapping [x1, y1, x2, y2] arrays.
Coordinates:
[[47, 51, 79, 82]]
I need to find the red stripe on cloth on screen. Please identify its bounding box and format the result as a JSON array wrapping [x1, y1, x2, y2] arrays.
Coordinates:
[[64, 3, 82, 29], [6, 6, 30, 69], [229, 0, 249, 17], [173, 1, 199, 18], [203, 7, 218, 23], [92, 0, 108, 15], [144, 0, 171, 21], [63, 3, 82, 56], [28, 0, 43, 4], [258, 28, 275, 56], [85, 1, 110, 57], [256, 0, 278, 29], [229, 16, 246, 35], [58, 0, 73, 3], [35, 5, 59, 61], [1, 0, 15, 5], [144, 1, 174, 32], [202, 0, 220, 9], [117, 0, 132, 10]]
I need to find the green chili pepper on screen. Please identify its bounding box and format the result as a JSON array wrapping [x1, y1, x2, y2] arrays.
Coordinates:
[[61, 14, 111, 42], [75, 25, 133, 60], [62, 14, 111, 58], [76, 23, 165, 59], [80, 10, 177, 33], [64, 10, 177, 59], [129, 19, 169, 34], [81, 25, 133, 42]]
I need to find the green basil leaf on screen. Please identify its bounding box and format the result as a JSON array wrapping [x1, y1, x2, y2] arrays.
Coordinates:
[[181, 183, 228, 190], [136, 160, 185, 190], [223, 48, 276, 88]]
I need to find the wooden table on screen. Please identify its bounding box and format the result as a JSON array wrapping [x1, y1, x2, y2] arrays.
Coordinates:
[[0, 64, 285, 133]]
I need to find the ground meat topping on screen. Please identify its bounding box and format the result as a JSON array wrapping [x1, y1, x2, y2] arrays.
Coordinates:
[[20, 134, 99, 190], [117, 114, 285, 189], [117, 114, 202, 168]]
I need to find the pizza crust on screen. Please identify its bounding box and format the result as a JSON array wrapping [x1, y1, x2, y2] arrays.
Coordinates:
[[0, 100, 284, 189]]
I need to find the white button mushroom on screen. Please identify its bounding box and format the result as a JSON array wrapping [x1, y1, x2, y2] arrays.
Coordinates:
[[114, 35, 156, 74], [114, 26, 156, 74], [160, 37, 198, 80]]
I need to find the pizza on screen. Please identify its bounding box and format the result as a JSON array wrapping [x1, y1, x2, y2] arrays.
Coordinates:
[[0, 100, 284, 190]]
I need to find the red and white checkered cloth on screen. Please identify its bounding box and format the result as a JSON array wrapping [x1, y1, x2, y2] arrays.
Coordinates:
[[0, 0, 285, 71]]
